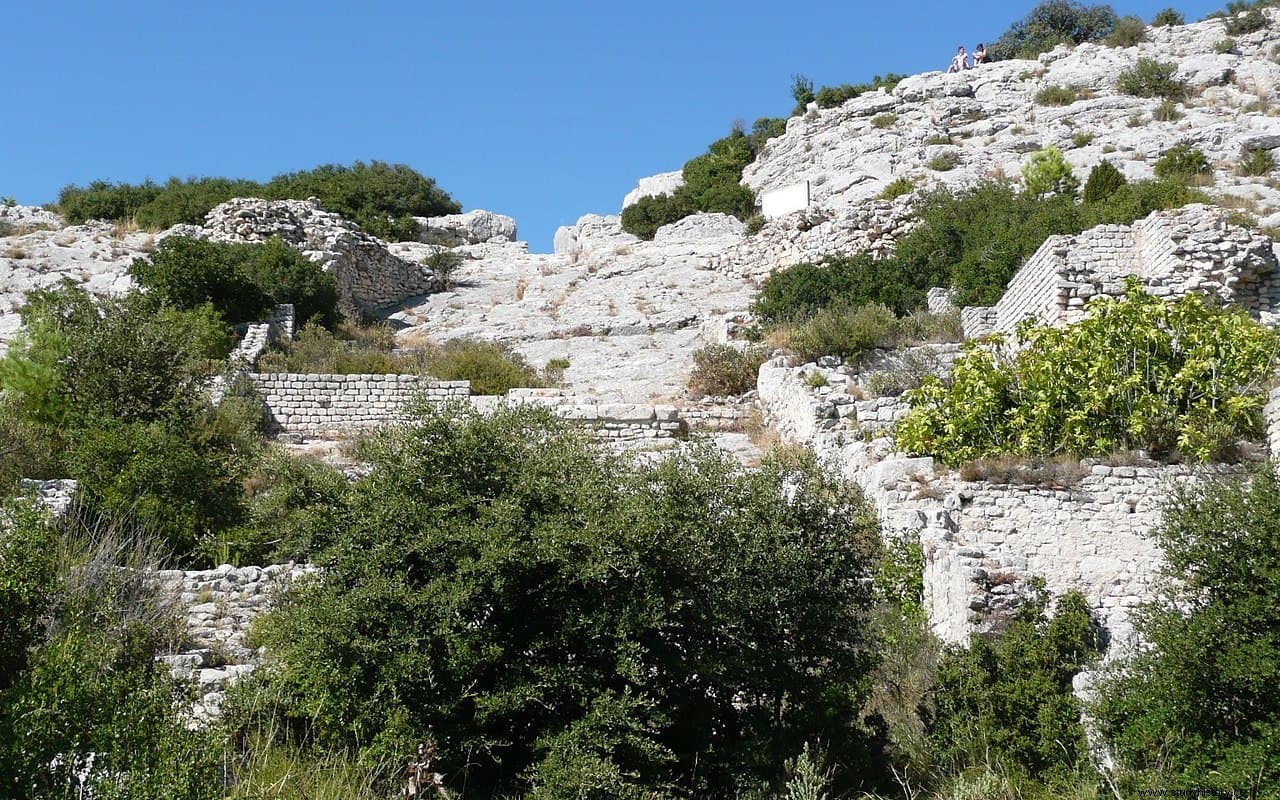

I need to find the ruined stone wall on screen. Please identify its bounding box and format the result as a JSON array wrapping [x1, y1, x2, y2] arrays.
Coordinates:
[[248, 373, 470, 433], [501, 389, 686, 441], [707, 199, 915, 281], [963, 206, 1280, 338], [756, 355, 1235, 656]]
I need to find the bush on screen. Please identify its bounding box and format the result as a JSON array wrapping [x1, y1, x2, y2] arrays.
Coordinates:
[[896, 281, 1280, 463], [1224, 6, 1269, 34], [753, 253, 938, 322], [1153, 97, 1182, 120], [1239, 146, 1275, 176], [870, 113, 897, 129], [988, 1, 1119, 60], [1151, 7, 1184, 25], [419, 338, 549, 395], [216, 448, 350, 564], [1215, 36, 1239, 52], [786, 303, 901, 361], [240, 403, 889, 797], [1033, 85, 1080, 106], [1093, 464, 1280, 795], [879, 176, 915, 201], [810, 74, 906, 111], [0, 505, 221, 798], [1115, 58, 1186, 99], [620, 192, 693, 240], [1154, 143, 1212, 181], [928, 589, 1101, 782], [424, 249, 465, 290], [57, 161, 459, 241], [1105, 14, 1147, 46], [688, 344, 767, 397], [926, 152, 958, 171], [1082, 160, 1127, 203], [130, 235, 339, 328], [1021, 146, 1079, 197]]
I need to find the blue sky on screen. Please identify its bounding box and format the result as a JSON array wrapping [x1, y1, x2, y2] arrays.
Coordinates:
[[4, 1, 1222, 251]]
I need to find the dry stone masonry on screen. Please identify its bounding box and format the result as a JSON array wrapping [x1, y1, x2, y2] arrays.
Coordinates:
[[964, 205, 1280, 338], [203, 198, 440, 318], [248, 373, 471, 434]]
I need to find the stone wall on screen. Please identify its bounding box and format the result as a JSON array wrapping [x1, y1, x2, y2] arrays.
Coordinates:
[[501, 388, 686, 441], [707, 199, 915, 281], [756, 354, 1239, 656], [204, 198, 439, 318], [248, 373, 470, 433], [153, 563, 317, 722], [964, 205, 1280, 338]]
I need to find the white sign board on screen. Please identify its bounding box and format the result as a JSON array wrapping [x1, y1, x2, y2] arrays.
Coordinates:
[[760, 181, 810, 219]]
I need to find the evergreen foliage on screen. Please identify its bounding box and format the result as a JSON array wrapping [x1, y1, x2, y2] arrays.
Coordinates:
[[129, 235, 339, 328], [1094, 465, 1280, 796], [57, 161, 459, 242], [240, 403, 889, 797], [988, 1, 1119, 60]]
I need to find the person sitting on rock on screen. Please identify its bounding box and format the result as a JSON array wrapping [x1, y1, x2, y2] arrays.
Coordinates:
[[947, 46, 970, 73], [973, 43, 988, 65]]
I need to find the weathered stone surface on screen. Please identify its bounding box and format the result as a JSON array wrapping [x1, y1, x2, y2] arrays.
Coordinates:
[[622, 171, 685, 209], [653, 212, 744, 242], [203, 197, 438, 318], [415, 209, 517, 246]]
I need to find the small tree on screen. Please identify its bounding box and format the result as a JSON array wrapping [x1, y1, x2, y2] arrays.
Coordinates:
[[1151, 7, 1184, 26], [1021, 146, 1079, 198], [1083, 160, 1128, 203], [1115, 58, 1185, 99], [1154, 143, 1212, 182], [424, 250, 465, 290]]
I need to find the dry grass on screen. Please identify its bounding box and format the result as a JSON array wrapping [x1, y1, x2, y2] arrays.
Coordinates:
[[958, 454, 1088, 488]]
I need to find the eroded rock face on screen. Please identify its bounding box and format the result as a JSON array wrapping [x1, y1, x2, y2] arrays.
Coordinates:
[[203, 197, 438, 318], [653, 212, 744, 242], [415, 209, 517, 246], [622, 170, 685, 209]]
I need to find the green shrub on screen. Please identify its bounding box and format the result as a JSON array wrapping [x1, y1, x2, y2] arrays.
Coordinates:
[[424, 249, 465, 289], [255, 321, 401, 375], [1239, 145, 1275, 176], [620, 193, 694, 240], [753, 254, 938, 322], [680, 129, 758, 219], [1151, 7, 1184, 25], [241, 403, 889, 797], [808, 74, 906, 111], [1106, 14, 1147, 46], [1033, 85, 1080, 106], [216, 447, 350, 564], [57, 161, 459, 241], [130, 235, 339, 328], [928, 589, 1100, 782], [0, 506, 221, 798], [1082, 160, 1127, 203], [1216, 36, 1239, 52], [988, 1, 1119, 60], [786, 303, 900, 362], [1154, 143, 1212, 181], [927, 152, 958, 171], [1224, 6, 1269, 34], [790, 73, 816, 115], [870, 113, 898, 129], [744, 213, 766, 235], [688, 343, 767, 396], [1021, 146, 1079, 197], [1070, 131, 1095, 147], [1115, 58, 1186, 99], [1093, 464, 1280, 795], [1153, 98, 1182, 120], [420, 338, 549, 395], [895, 282, 1280, 463], [879, 176, 915, 201]]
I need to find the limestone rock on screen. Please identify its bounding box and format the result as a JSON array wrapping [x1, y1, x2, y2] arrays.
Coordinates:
[[653, 212, 744, 242], [415, 209, 517, 246], [622, 171, 685, 209], [203, 197, 437, 318]]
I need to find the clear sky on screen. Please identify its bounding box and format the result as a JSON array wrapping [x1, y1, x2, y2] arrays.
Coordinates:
[[3, 0, 1222, 252]]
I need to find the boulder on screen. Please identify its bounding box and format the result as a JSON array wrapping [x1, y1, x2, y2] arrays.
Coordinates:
[[415, 209, 517, 246], [622, 170, 685, 209]]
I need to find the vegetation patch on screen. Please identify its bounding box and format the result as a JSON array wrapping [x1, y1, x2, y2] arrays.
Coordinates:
[[687, 343, 767, 397], [896, 282, 1280, 464], [1115, 58, 1186, 99], [56, 161, 458, 242]]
